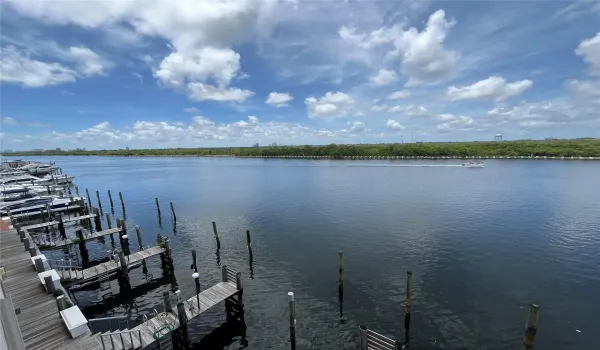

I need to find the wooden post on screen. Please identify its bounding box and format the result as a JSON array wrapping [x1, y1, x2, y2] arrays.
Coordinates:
[[169, 202, 177, 222], [118, 251, 128, 278], [212, 221, 220, 247], [96, 190, 102, 209], [34, 257, 46, 272], [19, 230, 26, 242], [176, 302, 188, 338], [135, 225, 143, 250], [106, 213, 112, 229], [23, 237, 31, 251], [75, 185, 80, 197], [191, 250, 198, 272], [58, 215, 66, 239], [193, 272, 201, 309], [288, 292, 296, 350], [76, 230, 85, 245], [118, 191, 125, 209], [56, 295, 67, 312], [246, 230, 251, 247], [85, 189, 92, 208], [44, 275, 56, 294], [359, 325, 368, 350], [107, 190, 114, 208], [523, 304, 540, 349], [222, 265, 228, 282], [93, 208, 102, 231], [29, 246, 38, 257], [404, 270, 412, 348], [155, 198, 161, 215], [236, 272, 243, 291], [163, 292, 172, 312], [338, 252, 344, 285]]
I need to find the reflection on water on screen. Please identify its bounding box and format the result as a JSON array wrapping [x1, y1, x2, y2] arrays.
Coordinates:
[[19, 156, 600, 349]]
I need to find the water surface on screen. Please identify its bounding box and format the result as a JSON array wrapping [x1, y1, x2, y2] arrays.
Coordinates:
[[16, 156, 600, 349]]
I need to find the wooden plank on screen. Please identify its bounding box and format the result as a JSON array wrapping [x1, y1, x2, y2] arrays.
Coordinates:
[[33, 227, 123, 249], [19, 214, 97, 231]]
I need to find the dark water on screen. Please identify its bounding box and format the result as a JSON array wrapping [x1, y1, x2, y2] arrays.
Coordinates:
[[18, 157, 600, 349]]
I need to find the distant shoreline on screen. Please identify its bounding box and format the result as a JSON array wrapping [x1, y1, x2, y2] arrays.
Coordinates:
[[3, 139, 599, 159]]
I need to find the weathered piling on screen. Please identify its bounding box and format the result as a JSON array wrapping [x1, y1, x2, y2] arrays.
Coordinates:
[[193, 272, 201, 309], [44, 275, 56, 294], [29, 246, 38, 258], [170, 201, 176, 222], [212, 221, 221, 247], [23, 237, 31, 251], [118, 191, 125, 210], [246, 230, 252, 247], [359, 325, 368, 350], [107, 190, 114, 208], [118, 251, 129, 279], [58, 215, 67, 239], [106, 213, 112, 229], [338, 252, 344, 321], [288, 292, 296, 350], [95, 190, 102, 209], [523, 304, 540, 349], [163, 291, 172, 312], [135, 225, 143, 250], [155, 198, 161, 215], [75, 185, 80, 197], [56, 295, 68, 312], [85, 189, 92, 208], [176, 302, 189, 347], [76, 229, 89, 261], [34, 257, 46, 273], [404, 270, 413, 348], [93, 208, 102, 231]]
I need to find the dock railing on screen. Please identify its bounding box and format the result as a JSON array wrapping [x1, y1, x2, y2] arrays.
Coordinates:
[[99, 329, 142, 350], [359, 325, 401, 350], [88, 315, 130, 333]]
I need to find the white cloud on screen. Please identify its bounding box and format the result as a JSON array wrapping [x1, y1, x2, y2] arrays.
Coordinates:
[[575, 32, 600, 76], [447, 76, 533, 102], [1, 117, 17, 125], [0, 46, 77, 87], [184, 107, 200, 113], [371, 104, 388, 112], [305, 92, 355, 118], [341, 121, 366, 134], [187, 82, 254, 103], [436, 114, 474, 132], [387, 90, 411, 99], [265, 92, 293, 107], [68, 46, 107, 76], [386, 119, 405, 131], [387, 105, 430, 116], [369, 69, 398, 86], [566, 79, 600, 103]]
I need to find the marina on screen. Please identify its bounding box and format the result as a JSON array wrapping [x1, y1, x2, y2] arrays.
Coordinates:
[[1, 157, 595, 349]]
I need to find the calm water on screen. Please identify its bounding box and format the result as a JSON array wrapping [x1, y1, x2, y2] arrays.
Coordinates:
[[15, 157, 600, 349]]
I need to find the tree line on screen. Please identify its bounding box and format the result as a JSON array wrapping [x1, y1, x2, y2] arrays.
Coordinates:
[[3, 139, 600, 158]]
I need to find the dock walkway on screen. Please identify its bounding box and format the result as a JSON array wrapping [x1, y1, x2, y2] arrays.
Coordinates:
[[0, 226, 101, 350], [20, 214, 97, 231], [58, 246, 166, 283], [31, 227, 123, 249]]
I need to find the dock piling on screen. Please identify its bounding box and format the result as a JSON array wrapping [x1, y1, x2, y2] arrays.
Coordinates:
[[288, 292, 296, 350], [191, 249, 198, 272], [75, 185, 80, 197], [176, 302, 189, 346], [212, 221, 220, 247], [85, 189, 92, 208], [44, 275, 56, 294], [359, 325, 368, 350], [338, 252, 344, 321], [155, 198, 161, 215], [96, 190, 102, 209], [56, 295, 68, 312], [523, 304, 540, 349], [193, 272, 201, 309], [404, 270, 413, 348], [222, 265, 228, 282], [34, 257, 46, 273], [23, 237, 31, 252], [107, 190, 114, 208], [163, 292, 172, 312], [118, 191, 124, 208], [246, 230, 251, 247], [29, 246, 37, 258], [135, 225, 143, 250], [93, 208, 102, 231], [106, 213, 112, 229], [118, 251, 129, 279]]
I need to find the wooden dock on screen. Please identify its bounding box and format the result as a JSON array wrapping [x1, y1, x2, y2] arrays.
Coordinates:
[[0, 227, 101, 350], [30, 227, 123, 248], [94, 268, 242, 349], [19, 214, 97, 231], [10, 205, 82, 220], [58, 246, 166, 282]]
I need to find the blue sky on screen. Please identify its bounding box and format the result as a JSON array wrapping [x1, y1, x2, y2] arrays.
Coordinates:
[[0, 0, 599, 150]]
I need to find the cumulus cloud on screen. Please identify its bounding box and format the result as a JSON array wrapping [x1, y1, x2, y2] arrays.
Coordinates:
[[435, 114, 474, 132], [388, 105, 430, 116], [68, 46, 108, 76], [447, 76, 533, 102], [187, 82, 254, 102], [386, 119, 405, 131], [184, 107, 200, 113], [575, 32, 600, 76], [1, 117, 18, 125], [0, 46, 77, 87], [369, 69, 398, 86], [305, 92, 355, 118], [371, 104, 388, 112], [387, 90, 411, 99], [265, 92, 293, 107]]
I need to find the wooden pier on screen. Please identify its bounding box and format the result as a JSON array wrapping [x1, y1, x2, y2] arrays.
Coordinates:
[[30, 227, 123, 248], [57, 246, 166, 283], [19, 214, 97, 231], [93, 266, 243, 349], [10, 205, 82, 220], [0, 226, 101, 350]]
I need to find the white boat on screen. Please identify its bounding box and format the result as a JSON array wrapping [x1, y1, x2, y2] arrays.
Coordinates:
[[35, 174, 75, 185], [462, 160, 485, 168]]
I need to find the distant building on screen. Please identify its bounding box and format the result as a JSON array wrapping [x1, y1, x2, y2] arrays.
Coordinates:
[[55, 148, 61, 151], [126, 147, 130, 150], [32, 148, 43, 152], [494, 134, 503, 142], [3, 149, 13, 153]]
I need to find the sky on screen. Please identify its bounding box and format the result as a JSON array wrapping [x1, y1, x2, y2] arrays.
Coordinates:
[[0, 0, 599, 151]]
